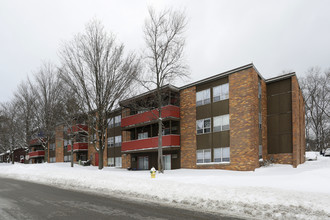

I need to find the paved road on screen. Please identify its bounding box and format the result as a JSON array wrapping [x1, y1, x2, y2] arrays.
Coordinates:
[[0, 177, 242, 220]]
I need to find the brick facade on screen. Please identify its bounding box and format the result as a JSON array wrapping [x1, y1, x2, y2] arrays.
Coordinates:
[[267, 153, 293, 164], [55, 125, 64, 162], [292, 76, 306, 167], [261, 79, 268, 160], [228, 68, 260, 171], [122, 153, 131, 169], [180, 86, 197, 168]]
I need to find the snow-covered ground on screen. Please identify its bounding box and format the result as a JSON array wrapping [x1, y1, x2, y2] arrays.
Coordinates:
[[0, 153, 330, 220]]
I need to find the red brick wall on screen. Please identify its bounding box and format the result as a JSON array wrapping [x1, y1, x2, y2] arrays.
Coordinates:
[[292, 76, 305, 167], [261, 79, 268, 159], [267, 153, 293, 164], [180, 86, 197, 168], [55, 125, 64, 162], [122, 153, 131, 169], [228, 68, 260, 171]]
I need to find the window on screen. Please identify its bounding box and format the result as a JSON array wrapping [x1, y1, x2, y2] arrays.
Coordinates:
[[214, 147, 230, 162], [107, 137, 114, 147], [213, 114, 230, 132], [114, 115, 121, 127], [115, 157, 122, 167], [64, 140, 68, 146], [258, 81, 262, 99], [259, 145, 262, 159], [108, 118, 114, 128], [196, 118, 211, 134], [259, 113, 262, 129], [49, 143, 55, 151], [115, 135, 121, 147], [108, 157, 114, 166], [138, 109, 147, 114], [196, 149, 211, 163], [213, 83, 229, 102], [49, 157, 56, 163], [138, 132, 148, 140], [196, 89, 210, 106], [64, 155, 71, 162]]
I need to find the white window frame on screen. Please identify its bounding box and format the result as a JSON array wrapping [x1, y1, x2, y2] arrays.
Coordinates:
[[213, 83, 229, 102], [196, 89, 211, 106], [114, 115, 121, 127], [196, 149, 211, 163], [108, 157, 114, 166], [108, 118, 114, 128], [213, 114, 230, 132], [196, 118, 211, 134], [115, 157, 122, 167], [115, 135, 121, 147], [138, 132, 148, 140], [214, 147, 230, 163], [107, 137, 114, 147]]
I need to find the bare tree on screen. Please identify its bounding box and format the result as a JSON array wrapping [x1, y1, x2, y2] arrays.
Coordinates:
[[300, 67, 330, 151], [60, 19, 140, 169], [14, 80, 38, 150], [141, 7, 188, 173], [32, 62, 65, 162], [0, 101, 24, 164]]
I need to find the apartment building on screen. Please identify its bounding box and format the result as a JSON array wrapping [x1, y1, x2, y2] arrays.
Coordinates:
[[49, 63, 305, 171]]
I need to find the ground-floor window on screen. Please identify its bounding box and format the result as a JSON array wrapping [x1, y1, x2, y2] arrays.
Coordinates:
[[196, 149, 211, 163], [108, 157, 114, 166], [138, 156, 149, 170], [115, 157, 122, 167], [214, 147, 230, 162], [49, 157, 56, 163], [64, 155, 71, 162]]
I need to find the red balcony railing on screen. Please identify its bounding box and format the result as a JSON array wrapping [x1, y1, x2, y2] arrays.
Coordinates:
[[122, 105, 180, 127], [28, 150, 45, 158], [122, 135, 180, 152], [67, 142, 88, 152], [29, 138, 45, 146], [68, 124, 88, 133]]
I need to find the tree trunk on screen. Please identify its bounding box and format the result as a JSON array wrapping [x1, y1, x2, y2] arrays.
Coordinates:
[[11, 150, 14, 164], [158, 118, 164, 173], [71, 138, 74, 167], [98, 139, 104, 170]]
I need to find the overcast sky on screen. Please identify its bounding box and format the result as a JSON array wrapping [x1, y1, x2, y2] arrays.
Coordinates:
[[1, 0, 330, 103]]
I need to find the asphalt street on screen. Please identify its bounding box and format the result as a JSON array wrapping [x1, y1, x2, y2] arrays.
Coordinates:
[[0, 177, 242, 220]]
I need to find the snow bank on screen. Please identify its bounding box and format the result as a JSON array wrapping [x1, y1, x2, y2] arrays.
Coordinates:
[[1, 153, 330, 220]]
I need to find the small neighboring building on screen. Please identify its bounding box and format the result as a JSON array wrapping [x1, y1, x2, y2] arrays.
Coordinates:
[[28, 138, 45, 164]]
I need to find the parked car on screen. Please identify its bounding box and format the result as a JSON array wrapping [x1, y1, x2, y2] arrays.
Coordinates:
[[305, 152, 318, 161], [324, 148, 330, 157]]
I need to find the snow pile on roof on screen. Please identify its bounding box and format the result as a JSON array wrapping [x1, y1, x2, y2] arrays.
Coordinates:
[[0, 152, 329, 220]]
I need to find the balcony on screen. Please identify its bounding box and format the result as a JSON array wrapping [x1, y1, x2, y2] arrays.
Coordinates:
[[122, 105, 180, 128], [67, 142, 88, 152], [28, 150, 45, 158], [122, 135, 180, 152], [68, 124, 88, 133], [29, 138, 44, 146]]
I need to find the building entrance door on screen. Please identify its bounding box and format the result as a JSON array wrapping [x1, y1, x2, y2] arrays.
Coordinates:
[[138, 156, 149, 170], [163, 154, 171, 170]]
